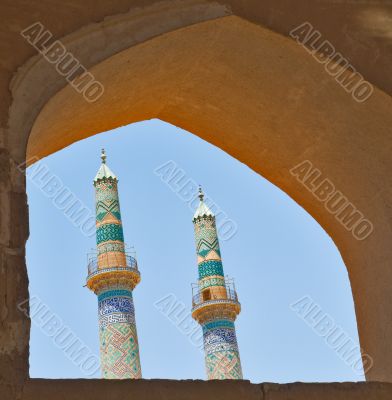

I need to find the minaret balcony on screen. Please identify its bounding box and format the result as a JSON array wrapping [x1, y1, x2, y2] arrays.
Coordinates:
[[86, 252, 141, 293], [191, 277, 241, 323]]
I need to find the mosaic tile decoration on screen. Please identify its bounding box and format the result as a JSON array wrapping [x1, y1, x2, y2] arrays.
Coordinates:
[[199, 276, 226, 290], [95, 183, 121, 221], [202, 319, 235, 332], [99, 322, 141, 379], [198, 260, 224, 279], [98, 289, 141, 378], [95, 178, 125, 248], [99, 295, 135, 322], [192, 205, 243, 380], [97, 242, 125, 256], [90, 159, 142, 379], [96, 223, 124, 244], [194, 217, 224, 281], [194, 218, 222, 262], [205, 349, 243, 380], [95, 180, 121, 218], [202, 322, 243, 380], [98, 289, 133, 301]]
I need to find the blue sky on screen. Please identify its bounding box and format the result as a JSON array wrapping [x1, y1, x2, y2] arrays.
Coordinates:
[[26, 119, 363, 382]]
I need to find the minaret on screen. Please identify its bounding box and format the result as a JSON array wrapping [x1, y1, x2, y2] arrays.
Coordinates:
[[86, 149, 142, 379], [191, 187, 243, 380]]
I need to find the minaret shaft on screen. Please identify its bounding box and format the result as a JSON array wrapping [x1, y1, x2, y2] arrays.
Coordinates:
[[192, 188, 243, 380], [87, 150, 142, 379]]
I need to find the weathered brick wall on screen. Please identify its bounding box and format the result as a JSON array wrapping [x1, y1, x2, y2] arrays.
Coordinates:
[[18, 380, 392, 400], [0, 142, 30, 397]]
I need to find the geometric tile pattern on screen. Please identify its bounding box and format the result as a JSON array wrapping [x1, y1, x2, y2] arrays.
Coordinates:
[[98, 290, 141, 379], [95, 180, 121, 220], [96, 223, 124, 244], [92, 163, 142, 379], [97, 242, 125, 256], [197, 237, 221, 258], [194, 218, 223, 280], [203, 319, 235, 331], [94, 178, 123, 242], [204, 327, 239, 353], [202, 322, 243, 379], [194, 218, 222, 263], [198, 260, 224, 279], [205, 349, 243, 380], [199, 276, 226, 290], [98, 289, 133, 301], [192, 201, 243, 380], [96, 201, 121, 222], [95, 179, 124, 247], [98, 297, 135, 327], [99, 321, 141, 379]]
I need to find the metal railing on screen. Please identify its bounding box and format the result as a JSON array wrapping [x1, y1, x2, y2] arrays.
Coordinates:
[[87, 252, 138, 277], [191, 277, 239, 308]]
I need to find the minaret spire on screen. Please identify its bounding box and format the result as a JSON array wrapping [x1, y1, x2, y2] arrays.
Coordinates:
[[193, 186, 214, 220], [191, 188, 243, 380], [86, 150, 142, 379]]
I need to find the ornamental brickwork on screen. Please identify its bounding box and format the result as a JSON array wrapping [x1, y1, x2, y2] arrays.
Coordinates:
[[86, 149, 142, 379], [191, 187, 243, 380]]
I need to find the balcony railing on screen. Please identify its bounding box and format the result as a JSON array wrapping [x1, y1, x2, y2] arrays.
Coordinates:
[[87, 252, 138, 277], [191, 277, 239, 308]]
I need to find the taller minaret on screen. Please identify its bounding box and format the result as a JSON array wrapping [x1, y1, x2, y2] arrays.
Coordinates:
[[191, 187, 243, 380], [86, 149, 142, 379]]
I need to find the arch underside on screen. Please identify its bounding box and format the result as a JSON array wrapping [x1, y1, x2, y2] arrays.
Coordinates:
[[8, 3, 392, 383]]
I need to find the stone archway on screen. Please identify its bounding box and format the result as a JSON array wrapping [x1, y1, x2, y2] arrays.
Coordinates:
[[2, 1, 392, 398]]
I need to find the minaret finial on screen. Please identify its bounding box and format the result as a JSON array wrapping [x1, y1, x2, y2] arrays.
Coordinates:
[[94, 149, 117, 182], [101, 148, 106, 164], [198, 185, 204, 201], [193, 186, 214, 220]]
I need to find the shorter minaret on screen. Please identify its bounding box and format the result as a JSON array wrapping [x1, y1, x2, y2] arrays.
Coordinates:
[[191, 187, 243, 379], [86, 149, 142, 379]]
